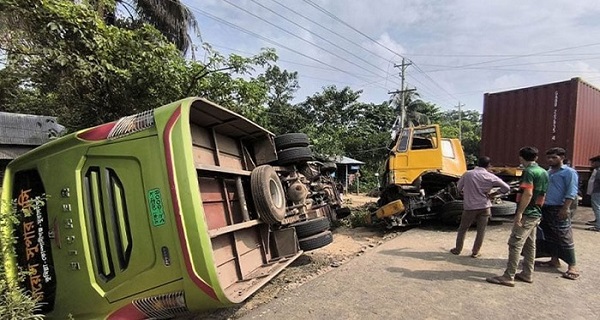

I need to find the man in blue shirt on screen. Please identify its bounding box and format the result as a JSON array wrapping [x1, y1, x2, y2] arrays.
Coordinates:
[[536, 147, 580, 280]]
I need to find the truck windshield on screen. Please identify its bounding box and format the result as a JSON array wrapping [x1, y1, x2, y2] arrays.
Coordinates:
[[411, 127, 437, 150]]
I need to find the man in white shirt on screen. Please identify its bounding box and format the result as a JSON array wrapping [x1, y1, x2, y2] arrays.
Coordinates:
[[586, 155, 600, 232]]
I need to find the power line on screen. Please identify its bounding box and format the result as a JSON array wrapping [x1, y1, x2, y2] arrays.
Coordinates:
[[416, 55, 600, 73], [268, 0, 397, 64], [299, 0, 459, 104], [301, 0, 405, 60], [246, 0, 401, 86], [446, 42, 600, 69], [220, 0, 398, 86], [183, 4, 391, 90]]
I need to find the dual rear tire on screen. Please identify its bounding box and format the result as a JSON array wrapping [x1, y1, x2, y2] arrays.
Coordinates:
[[291, 216, 332, 251]]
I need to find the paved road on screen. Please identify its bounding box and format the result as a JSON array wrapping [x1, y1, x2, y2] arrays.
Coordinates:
[[241, 208, 599, 320]]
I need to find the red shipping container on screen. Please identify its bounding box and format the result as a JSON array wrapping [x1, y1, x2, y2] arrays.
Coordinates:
[[481, 77, 600, 174]]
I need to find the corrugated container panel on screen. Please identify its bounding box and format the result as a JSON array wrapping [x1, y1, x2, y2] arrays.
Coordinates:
[[0, 112, 66, 145], [481, 78, 581, 168], [572, 80, 600, 170]]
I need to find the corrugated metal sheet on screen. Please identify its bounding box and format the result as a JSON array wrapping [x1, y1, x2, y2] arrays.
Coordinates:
[[0, 146, 35, 159], [0, 112, 66, 145], [481, 77, 600, 171], [572, 80, 600, 170]]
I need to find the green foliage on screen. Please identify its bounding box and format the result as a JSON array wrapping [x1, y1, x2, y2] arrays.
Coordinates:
[[440, 109, 482, 164], [340, 207, 371, 228], [0, 1, 279, 131], [294, 86, 364, 156], [0, 0, 187, 129], [0, 198, 45, 320]]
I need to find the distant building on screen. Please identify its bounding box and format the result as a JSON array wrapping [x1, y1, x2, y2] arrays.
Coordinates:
[[0, 112, 66, 181], [334, 156, 365, 193]]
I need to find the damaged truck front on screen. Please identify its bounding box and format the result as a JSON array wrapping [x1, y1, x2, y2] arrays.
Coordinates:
[[0, 97, 347, 319], [371, 125, 467, 227]]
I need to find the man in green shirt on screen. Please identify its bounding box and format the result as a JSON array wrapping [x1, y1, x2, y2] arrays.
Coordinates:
[[487, 146, 549, 287]]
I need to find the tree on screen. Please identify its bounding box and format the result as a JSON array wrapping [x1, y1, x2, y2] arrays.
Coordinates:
[[261, 65, 304, 134], [93, 0, 199, 54], [440, 109, 482, 165], [0, 0, 279, 131], [296, 86, 362, 157]]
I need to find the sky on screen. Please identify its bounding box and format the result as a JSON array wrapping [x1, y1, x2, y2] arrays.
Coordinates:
[[182, 0, 600, 112]]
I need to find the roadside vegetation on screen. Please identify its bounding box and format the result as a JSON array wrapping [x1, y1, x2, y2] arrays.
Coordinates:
[[0, 199, 43, 320]]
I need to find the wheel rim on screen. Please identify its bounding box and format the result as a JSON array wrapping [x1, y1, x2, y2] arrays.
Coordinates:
[[270, 178, 284, 208]]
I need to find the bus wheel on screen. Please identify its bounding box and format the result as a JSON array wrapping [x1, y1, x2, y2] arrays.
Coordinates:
[[292, 217, 330, 238], [275, 132, 310, 150], [298, 230, 333, 251], [276, 147, 314, 165], [251, 165, 286, 224]]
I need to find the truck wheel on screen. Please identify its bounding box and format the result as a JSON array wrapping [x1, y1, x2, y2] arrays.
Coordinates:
[[277, 147, 314, 165], [292, 217, 331, 238], [441, 200, 464, 225], [298, 230, 333, 251], [491, 201, 517, 216], [251, 165, 286, 224], [275, 133, 310, 150]]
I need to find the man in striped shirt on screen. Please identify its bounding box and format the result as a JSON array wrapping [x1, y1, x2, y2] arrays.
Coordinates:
[[450, 156, 510, 258]]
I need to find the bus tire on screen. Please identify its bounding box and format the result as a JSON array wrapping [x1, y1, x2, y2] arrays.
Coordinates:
[[251, 165, 286, 224], [275, 133, 310, 150], [298, 230, 333, 251], [277, 147, 314, 165], [292, 217, 330, 238]]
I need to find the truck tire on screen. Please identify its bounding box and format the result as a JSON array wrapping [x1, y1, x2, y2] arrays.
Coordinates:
[[298, 230, 333, 251], [441, 200, 464, 225], [491, 201, 517, 216], [251, 165, 286, 224], [275, 133, 310, 150], [292, 217, 331, 238], [277, 147, 314, 165]]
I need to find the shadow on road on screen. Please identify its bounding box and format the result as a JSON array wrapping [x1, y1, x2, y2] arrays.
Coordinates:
[[378, 248, 507, 269], [385, 266, 496, 283]]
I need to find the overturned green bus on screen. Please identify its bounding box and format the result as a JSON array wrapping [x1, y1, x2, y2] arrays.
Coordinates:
[[1, 98, 347, 319]]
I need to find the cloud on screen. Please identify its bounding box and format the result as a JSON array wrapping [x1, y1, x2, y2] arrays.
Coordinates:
[[185, 0, 600, 111]]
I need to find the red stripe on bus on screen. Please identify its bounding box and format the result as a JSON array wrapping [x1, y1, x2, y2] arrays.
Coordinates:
[[163, 106, 218, 301], [107, 302, 146, 320]]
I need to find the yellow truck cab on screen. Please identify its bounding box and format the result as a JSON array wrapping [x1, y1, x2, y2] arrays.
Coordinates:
[[373, 124, 467, 227]]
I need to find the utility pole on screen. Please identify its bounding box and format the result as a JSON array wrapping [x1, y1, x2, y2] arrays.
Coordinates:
[[455, 102, 465, 142], [388, 58, 415, 128]]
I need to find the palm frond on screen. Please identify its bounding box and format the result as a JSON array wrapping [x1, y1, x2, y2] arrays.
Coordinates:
[[128, 0, 200, 53]]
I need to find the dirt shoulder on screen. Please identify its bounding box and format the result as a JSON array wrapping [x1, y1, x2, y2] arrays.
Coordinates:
[[196, 194, 386, 319]]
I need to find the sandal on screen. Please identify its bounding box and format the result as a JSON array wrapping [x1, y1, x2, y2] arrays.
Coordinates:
[[486, 276, 515, 287], [586, 226, 600, 232], [562, 271, 580, 280]]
